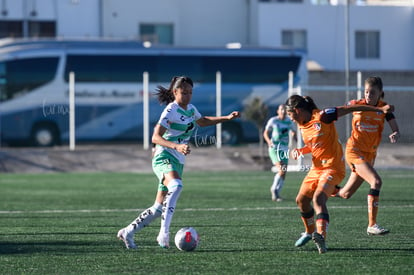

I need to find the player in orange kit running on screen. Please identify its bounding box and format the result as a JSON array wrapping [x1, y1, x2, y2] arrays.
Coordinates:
[[285, 95, 394, 254], [334, 76, 400, 236]]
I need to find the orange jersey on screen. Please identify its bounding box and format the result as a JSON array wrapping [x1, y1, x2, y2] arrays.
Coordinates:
[[346, 99, 394, 153], [299, 108, 345, 175]]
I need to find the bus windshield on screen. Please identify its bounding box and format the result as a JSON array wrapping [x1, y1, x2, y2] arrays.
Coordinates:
[[0, 57, 59, 102]]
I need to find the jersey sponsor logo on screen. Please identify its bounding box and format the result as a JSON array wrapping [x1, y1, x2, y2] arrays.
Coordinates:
[[324, 108, 336, 114], [356, 122, 379, 133], [313, 123, 321, 131]]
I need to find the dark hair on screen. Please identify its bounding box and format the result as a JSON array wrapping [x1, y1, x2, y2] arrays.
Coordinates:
[[285, 95, 318, 113], [155, 76, 194, 105], [365, 76, 384, 99]]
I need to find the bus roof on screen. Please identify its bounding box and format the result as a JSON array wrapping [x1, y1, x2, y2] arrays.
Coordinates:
[[0, 38, 306, 57]]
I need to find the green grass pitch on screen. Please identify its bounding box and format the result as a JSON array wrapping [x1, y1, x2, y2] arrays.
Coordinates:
[[0, 170, 413, 274]]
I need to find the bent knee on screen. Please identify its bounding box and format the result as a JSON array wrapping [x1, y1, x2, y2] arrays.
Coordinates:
[[372, 177, 382, 190]]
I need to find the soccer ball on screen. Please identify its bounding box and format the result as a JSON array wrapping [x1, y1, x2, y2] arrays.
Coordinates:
[[174, 227, 200, 251]]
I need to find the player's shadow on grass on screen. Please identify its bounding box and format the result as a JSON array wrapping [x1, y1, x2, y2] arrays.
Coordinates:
[[0, 153, 67, 173], [294, 246, 414, 255], [328, 247, 414, 253], [0, 240, 113, 255]]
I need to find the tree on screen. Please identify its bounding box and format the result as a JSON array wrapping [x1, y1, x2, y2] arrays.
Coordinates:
[[243, 97, 268, 165]]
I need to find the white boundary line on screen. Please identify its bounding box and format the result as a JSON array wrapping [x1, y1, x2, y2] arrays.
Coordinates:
[[0, 204, 412, 215]]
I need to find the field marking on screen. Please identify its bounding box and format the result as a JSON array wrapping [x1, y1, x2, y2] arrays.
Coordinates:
[[0, 204, 413, 215], [385, 174, 414, 178]]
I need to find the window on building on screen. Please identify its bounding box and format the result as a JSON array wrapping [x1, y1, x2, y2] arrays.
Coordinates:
[[29, 21, 56, 37], [355, 31, 380, 59], [0, 20, 56, 38], [281, 30, 307, 50], [0, 21, 23, 38], [140, 24, 173, 45]]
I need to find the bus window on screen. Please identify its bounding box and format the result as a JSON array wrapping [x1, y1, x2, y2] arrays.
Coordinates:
[[64, 54, 204, 83], [63, 54, 301, 85], [0, 57, 59, 102], [156, 55, 204, 82], [64, 55, 157, 82]]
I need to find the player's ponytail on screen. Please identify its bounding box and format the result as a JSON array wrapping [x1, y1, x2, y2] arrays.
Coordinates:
[[155, 76, 194, 105], [303, 96, 318, 111], [285, 95, 318, 113]]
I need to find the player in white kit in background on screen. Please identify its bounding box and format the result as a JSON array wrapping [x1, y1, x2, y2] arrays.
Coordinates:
[[263, 104, 296, 202]]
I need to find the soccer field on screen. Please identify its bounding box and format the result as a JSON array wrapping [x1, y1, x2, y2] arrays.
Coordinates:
[[0, 170, 413, 274]]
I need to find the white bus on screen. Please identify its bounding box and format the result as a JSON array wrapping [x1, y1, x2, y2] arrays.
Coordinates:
[[0, 39, 307, 146]]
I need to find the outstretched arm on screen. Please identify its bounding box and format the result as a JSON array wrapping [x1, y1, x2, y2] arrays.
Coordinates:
[[196, 111, 241, 127], [336, 104, 394, 118]]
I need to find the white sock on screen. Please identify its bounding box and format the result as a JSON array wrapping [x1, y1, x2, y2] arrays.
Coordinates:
[[271, 174, 281, 196], [276, 178, 285, 196], [126, 202, 162, 234], [160, 179, 183, 235]]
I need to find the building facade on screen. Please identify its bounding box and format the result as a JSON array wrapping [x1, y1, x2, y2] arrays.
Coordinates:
[[0, 0, 412, 73]]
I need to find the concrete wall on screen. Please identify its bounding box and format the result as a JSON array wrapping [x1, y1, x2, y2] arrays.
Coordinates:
[[102, 0, 248, 46], [257, 3, 414, 71], [1, 0, 413, 72], [308, 90, 413, 143], [56, 0, 101, 38], [309, 71, 414, 86]]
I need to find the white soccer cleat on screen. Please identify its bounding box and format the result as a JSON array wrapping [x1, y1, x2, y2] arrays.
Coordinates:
[[270, 187, 278, 202], [157, 232, 170, 249], [295, 232, 312, 247], [367, 224, 390, 235], [312, 232, 327, 254], [117, 228, 137, 249]]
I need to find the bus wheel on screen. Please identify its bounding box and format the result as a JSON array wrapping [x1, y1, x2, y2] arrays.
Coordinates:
[[31, 123, 60, 147], [222, 124, 241, 145]]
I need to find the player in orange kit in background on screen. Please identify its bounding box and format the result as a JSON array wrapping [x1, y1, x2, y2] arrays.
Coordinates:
[[334, 76, 400, 235], [286, 95, 394, 254]]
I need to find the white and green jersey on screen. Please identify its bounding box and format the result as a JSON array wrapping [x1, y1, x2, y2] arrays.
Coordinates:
[[154, 101, 202, 164], [265, 116, 294, 150]]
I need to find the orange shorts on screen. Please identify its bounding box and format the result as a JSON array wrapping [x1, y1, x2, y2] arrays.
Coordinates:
[[345, 147, 376, 172], [299, 168, 345, 198]]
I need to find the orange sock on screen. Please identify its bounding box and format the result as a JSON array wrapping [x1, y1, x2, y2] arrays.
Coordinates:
[[300, 209, 315, 234], [368, 193, 380, 227], [316, 213, 330, 240], [301, 216, 315, 234], [316, 219, 329, 240]]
